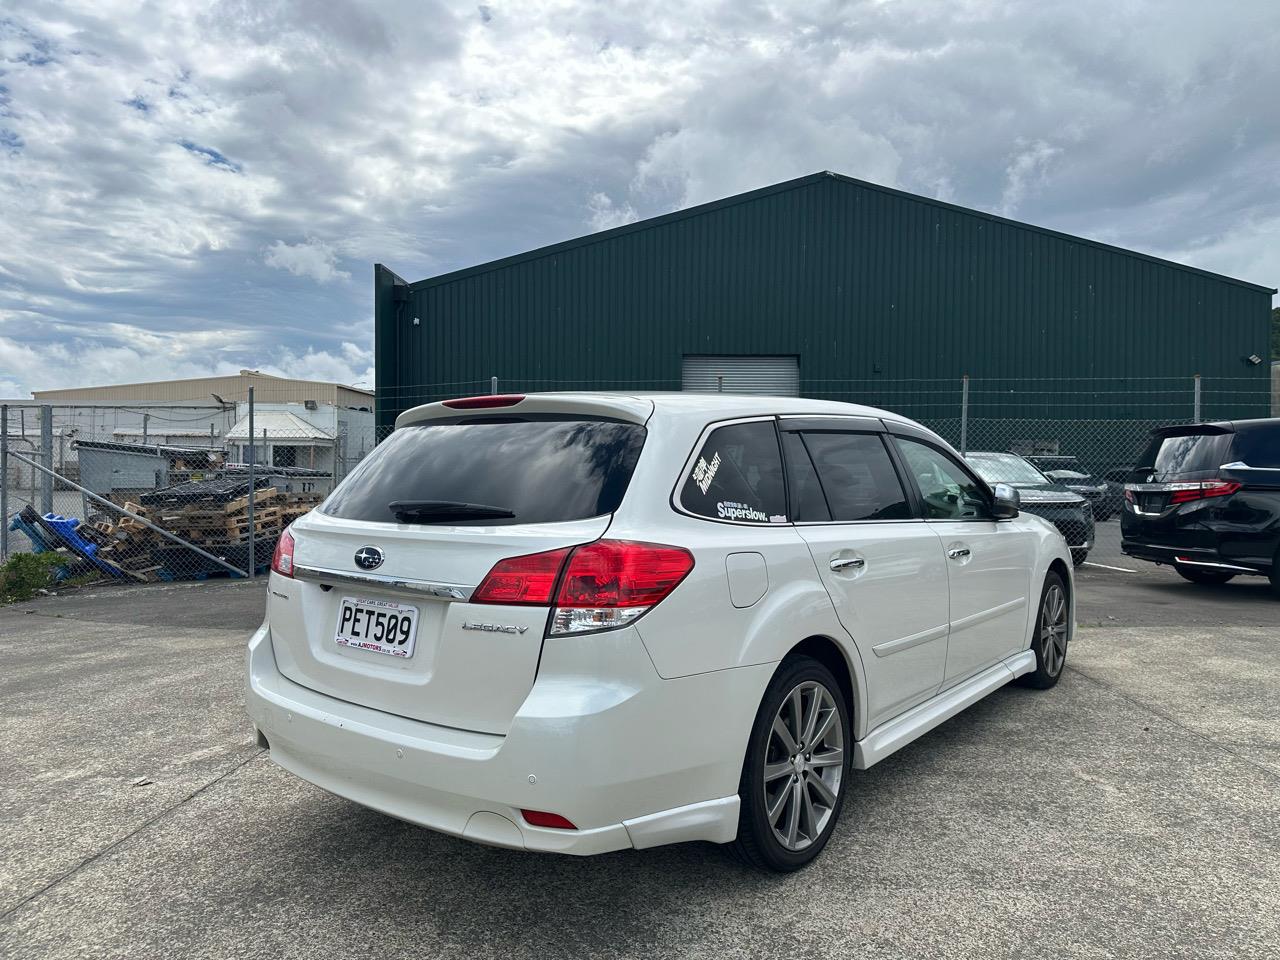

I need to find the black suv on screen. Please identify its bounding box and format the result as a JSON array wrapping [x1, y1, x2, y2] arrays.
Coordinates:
[[1121, 419, 1280, 595]]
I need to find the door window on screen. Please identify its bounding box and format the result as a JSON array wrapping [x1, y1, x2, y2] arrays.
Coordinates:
[[793, 432, 910, 522], [894, 438, 991, 520], [680, 420, 788, 523]]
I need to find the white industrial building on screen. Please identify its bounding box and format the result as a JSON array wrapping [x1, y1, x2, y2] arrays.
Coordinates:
[[6, 370, 375, 481]]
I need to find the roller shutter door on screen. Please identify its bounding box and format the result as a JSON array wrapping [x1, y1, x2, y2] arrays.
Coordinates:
[[681, 355, 800, 396]]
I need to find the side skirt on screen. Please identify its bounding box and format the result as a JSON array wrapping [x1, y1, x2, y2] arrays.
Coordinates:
[[852, 650, 1037, 770]]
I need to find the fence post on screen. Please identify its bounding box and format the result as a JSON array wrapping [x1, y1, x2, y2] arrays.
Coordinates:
[[142, 412, 150, 446], [1193, 374, 1202, 423], [959, 375, 970, 455], [490, 376, 498, 395], [39, 405, 53, 515], [1, 404, 8, 560], [247, 387, 255, 579]]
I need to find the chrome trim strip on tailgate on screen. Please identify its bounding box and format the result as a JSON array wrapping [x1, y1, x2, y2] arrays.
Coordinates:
[[293, 564, 474, 601]]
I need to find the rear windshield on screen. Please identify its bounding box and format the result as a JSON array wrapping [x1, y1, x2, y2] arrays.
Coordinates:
[[1133, 432, 1233, 479], [321, 415, 646, 525]]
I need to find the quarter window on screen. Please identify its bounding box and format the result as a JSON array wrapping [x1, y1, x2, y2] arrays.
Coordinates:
[[894, 437, 991, 520], [680, 421, 788, 523], [793, 432, 910, 522]]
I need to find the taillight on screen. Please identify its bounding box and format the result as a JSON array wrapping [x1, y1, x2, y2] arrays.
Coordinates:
[[1167, 480, 1241, 504], [1124, 488, 1136, 504], [471, 548, 571, 604], [468, 539, 694, 635], [551, 540, 694, 635], [271, 527, 295, 578], [442, 394, 525, 409]]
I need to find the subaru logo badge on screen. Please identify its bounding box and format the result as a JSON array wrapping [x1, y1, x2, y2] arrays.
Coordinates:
[[354, 546, 384, 571]]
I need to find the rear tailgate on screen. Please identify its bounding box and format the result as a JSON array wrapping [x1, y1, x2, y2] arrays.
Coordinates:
[[267, 396, 651, 735], [270, 512, 609, 735]]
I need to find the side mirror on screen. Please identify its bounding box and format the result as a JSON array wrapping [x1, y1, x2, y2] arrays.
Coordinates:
[[991, 483, 1020, 519]]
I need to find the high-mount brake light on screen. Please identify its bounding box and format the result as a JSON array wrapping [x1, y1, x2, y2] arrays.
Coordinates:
[[441, 394, 526, 409], [271, 527, 295, 578], [468, 540, 694, 635]]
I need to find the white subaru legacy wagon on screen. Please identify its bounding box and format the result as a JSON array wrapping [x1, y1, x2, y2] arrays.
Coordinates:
[[247, 392, 1073, 871]]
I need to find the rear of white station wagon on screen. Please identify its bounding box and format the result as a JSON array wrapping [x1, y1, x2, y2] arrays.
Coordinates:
[[247, 392, 1072, 871]]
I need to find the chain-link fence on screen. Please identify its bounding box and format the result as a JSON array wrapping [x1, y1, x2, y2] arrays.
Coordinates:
[[4, 375, 1271, 590], [1, 389, 350, 590]]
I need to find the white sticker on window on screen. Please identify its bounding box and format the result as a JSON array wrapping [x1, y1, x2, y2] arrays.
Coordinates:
[[692, 451, 721, 495], [717, 500, 768, 522]]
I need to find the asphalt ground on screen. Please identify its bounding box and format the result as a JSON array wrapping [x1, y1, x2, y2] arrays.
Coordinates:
[[1, 560, 1277, 959]]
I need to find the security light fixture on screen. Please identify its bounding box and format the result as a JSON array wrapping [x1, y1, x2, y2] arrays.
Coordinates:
[[1245, 354, 1264, 366]]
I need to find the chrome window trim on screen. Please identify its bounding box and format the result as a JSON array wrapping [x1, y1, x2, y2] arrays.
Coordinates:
[[292, 564, 474, 601]]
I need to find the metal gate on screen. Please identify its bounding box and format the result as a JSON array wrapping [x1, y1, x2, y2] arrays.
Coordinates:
[[681, 355, 800, 396]]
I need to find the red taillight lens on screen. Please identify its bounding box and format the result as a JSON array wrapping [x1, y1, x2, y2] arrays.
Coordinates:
[[468, 540, 694, 636], [520, 809, 577, 830], [471, 548, 571, 605], [556, 540, 694, 608], [442, 394, 526, 409], [1168, 480, 1241, 504], [552, 540, 693, 635], [271, 527, 295, 578], [1124, 488, 1136, 504]]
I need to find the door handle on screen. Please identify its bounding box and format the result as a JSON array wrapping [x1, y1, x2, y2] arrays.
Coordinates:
[[947, 546, 971, 560], [829, 557, 866, 572]]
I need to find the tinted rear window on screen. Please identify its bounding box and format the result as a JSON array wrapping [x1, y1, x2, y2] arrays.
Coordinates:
[[1233, 424, 1280, 468], [679, 420, 788, 523], [1134, 432, 1233, 479], [321, 416, 645, 525]]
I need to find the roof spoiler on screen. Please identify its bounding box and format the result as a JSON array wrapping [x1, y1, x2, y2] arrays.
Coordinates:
[[1149, 423, 1232, 438]]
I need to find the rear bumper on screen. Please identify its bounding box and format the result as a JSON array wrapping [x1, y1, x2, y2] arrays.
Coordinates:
[[246, 622, 770, 855], [1120, 541, 1268, 575]]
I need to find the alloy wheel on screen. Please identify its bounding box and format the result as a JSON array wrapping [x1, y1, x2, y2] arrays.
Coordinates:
[[763, 680, 844, 852], [1039, 583, 1068, 676]]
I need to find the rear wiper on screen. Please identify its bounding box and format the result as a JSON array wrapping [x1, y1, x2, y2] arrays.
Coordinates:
[[388, 499, 516, 523]]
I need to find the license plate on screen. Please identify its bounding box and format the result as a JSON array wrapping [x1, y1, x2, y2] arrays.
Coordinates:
[[334, 596, 419, 658]]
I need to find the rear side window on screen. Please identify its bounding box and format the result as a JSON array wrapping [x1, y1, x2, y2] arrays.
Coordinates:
[[1232, 426, 1280, 468], [1134, 432, 1234, 479], [680, 420, 788, 523], [321, 416, 645, 525], [798, 432, 910, 522]]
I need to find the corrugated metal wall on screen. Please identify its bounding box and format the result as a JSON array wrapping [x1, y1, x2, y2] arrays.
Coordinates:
[[375, 173, 1274, 430]]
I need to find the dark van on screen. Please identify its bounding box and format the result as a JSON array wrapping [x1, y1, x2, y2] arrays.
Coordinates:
[[1121, 419, 1280, 595]]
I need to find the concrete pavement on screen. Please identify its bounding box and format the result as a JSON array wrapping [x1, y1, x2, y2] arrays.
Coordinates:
[[1, 570, 1277, 959]]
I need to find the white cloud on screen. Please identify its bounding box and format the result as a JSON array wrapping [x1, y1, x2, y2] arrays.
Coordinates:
[[263, 239, 350, 283], [999, 140, 1062, 217]]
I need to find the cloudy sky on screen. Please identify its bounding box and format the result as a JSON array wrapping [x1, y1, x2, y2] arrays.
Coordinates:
[[1, 0, 1277, 398]]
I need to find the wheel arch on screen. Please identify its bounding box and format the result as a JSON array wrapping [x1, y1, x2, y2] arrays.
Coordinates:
[[781, 634, 865, 740], [1046, 555, 1074, 633]]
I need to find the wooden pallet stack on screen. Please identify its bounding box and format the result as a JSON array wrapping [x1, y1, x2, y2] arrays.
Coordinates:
[[81, 488, 324, 580]]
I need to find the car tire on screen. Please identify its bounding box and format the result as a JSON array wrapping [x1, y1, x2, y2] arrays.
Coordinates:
[[1269, 550, 1280, 599], [733, 656, 850, 872], [1070, 548, 1089, 567], [1174, 564, 1236, 585], [1019, 570, 1070, 690]]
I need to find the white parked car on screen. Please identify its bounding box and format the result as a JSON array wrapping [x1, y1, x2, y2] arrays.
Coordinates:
[[247, 393, 1073, 871]]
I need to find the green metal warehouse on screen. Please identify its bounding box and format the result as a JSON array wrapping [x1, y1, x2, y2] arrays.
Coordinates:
[[374, 171, 1274, 443]]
